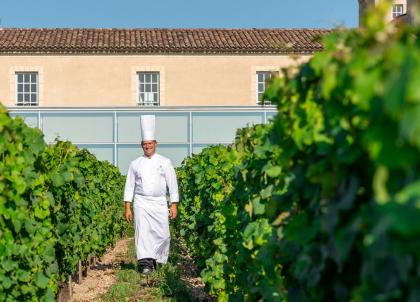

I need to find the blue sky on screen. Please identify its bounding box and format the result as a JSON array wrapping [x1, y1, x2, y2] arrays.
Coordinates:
[[1, 0, 358, 29]]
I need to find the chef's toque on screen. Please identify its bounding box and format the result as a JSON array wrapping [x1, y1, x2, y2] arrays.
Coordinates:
[[140, 115, 156, 141]]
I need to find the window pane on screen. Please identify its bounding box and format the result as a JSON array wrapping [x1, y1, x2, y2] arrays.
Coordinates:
[[17, 84, 23, 92], [140, 93, 145, 103], [17, 94, 23, 102], [153, 93, 158, 103], [24, 94, 30, 102], [257, 73, 264, 82], [146, 92, 153, 102], [17, 74, 23, 83], [139, 84, 144, 92], [24, 74, 30, 82], [31, 84, 37, 92], [258, 83, 264, 92], [152, 73, 158, 82], [152, 84, 158, 92], [24, 84, 30, 92], [145, 73, 151, 82], [31, 94, 37, 103], [145, 84, 151, 92], [30, 73, 37, 82]]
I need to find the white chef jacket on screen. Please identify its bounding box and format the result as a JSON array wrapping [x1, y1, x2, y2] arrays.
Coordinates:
[[123, 153, 179, 263]]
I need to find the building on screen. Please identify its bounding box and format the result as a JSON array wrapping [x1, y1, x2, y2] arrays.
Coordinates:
[[359, 0, 415, 25], [0, 28, 329, 170], [0, 28, 328, 107]]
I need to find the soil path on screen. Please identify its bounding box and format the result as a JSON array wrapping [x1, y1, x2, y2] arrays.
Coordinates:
[[72, 237, 131, 302], [71, 237, 212, 301]]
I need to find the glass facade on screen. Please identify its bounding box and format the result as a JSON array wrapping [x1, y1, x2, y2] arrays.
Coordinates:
[[9, 107, 277, 174]]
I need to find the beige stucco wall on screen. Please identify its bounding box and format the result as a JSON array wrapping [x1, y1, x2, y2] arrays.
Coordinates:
[[0, 54, 310, 107]]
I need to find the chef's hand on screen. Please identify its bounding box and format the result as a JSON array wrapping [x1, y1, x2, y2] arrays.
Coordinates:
[[169, 203, 178, 220], [125, 202, 133, 223]]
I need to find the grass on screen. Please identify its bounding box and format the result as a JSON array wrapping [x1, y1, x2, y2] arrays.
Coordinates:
[[101, 230, 203, 302]]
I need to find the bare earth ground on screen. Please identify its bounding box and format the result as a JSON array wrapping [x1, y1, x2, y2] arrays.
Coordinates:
[[176, 245, 214, 302], [71, 237, 212, 301], [72, 238, 131, 302]]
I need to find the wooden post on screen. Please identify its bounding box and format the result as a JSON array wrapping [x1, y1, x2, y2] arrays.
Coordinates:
[[87, 255, 91, 272], [57, 275, 72, 302], [77, 260, 83, 283], [83, 255, 91, 277], [68, 275, 73, 300]]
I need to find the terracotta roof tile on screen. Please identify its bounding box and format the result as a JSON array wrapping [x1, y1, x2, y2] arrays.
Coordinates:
[[0, 28, 331, 54]]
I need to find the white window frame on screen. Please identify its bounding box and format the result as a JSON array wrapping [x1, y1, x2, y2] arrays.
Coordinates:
[[138, 72, 160, 106], [392, 4, 404, 18], [16, 72, 39, 106], [256, 71, 276, 105]]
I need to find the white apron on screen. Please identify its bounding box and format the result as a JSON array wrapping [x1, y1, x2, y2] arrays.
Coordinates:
[[133, 195, 170, 264]]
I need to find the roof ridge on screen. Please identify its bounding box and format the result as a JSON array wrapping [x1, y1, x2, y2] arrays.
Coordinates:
[[0, 27, 332, 31], [0, 28, 330, 55]]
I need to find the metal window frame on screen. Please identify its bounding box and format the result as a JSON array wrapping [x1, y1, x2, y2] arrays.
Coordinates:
[[392, 4, 404, 18], [137, 71, 160, 106], [16, 72, 39, 106], [256, 71, 273, 106], [8, 106, 278, 170]]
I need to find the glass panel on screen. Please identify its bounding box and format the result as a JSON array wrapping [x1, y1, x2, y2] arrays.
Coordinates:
[[30, 74, 37, 82], [117, 144, 188, 175], [139, 84, 144, 92], [31, 94, 37, 103], [145, 84, 151, 92], [257, 73, 263, 82], [42, 113, 114, 143], [192, 112, 264, 144], [24, 94, 30, 102], [152, 84, 158, 92], [146, 93, 154, 102], [145, 73, 151, 82], [24, 74, 30, 82], [157, 144, 189, 167], [152, 73, 158, 82], [24, 84, 30, 92], [75, 144, 114, 164], [258, 83, 264, 92], [117, 144, 141, 175], [118, 112, 189, 143], [17, 84, 23, 92], [9, 112, 38, 128], [17, 93, 23, 102], [31, 84, 37, 92], [192, 144, 210, 154], [17, 74, 23, 82], [266, 112, 277, 122]]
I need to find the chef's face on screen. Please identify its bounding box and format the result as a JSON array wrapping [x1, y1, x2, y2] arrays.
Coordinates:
[[142, 140, 157, 158]]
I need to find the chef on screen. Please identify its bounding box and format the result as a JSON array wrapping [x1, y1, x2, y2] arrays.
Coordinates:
[[123, 115, 179, 274]]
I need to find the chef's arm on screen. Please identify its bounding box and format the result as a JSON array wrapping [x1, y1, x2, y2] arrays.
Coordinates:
[[169, 203, 178, 220], [125, 202, 133, 223], [165, 161, 179, 219], [123, 164, 135, 223]]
